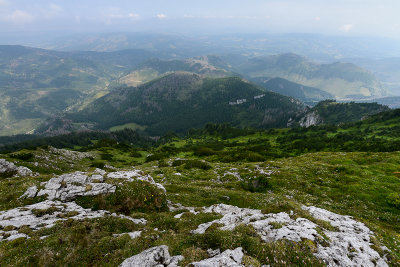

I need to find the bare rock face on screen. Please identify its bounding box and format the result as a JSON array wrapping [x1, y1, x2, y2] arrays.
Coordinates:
[[119, 245, 183, 267], [190, 247, 244, 267], [0, 200, 146, 242], [299, 111, 323, 127], [0, 159, 35, 178], [191, 204, 388, 267]]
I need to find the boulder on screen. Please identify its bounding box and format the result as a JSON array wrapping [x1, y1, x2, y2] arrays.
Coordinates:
[[119, 245, 183, 267], [0, 159, 35, 178], [191, 247, 244, 267]]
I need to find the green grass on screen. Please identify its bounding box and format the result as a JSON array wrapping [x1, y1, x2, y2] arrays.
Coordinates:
[[1, 125, 400, 265], [110, 123, 147, 132]]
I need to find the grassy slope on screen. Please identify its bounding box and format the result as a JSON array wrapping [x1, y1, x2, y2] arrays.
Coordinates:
[[1, 115, 400, 265]]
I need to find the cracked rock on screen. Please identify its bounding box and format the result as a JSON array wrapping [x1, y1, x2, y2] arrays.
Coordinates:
[[0, 200, 146, 242], [192, 204, 388, 267], [119, 245, 183, 267], [191, 247, 244, 267]]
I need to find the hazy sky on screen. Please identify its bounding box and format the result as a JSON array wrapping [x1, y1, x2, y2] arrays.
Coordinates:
[[0, 0, 399, 37]]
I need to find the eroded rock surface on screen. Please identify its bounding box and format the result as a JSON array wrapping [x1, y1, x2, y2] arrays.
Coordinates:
[[119, 245, 183, 267], [192, 204, 388, 267], [21, 169, 165, 202], [191, 247, 244, 267], [33, 171, 116, 201], [304, 206, 388, 267], [119, 245, 246, 267], [0, 200, 146, 242]]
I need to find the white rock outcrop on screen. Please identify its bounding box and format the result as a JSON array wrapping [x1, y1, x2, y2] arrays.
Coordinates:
[[192, 204, 388, 267], [191, 247, 244, 267], [0, 200, 146, 242], [119, 245, 183, 267], [34, 172, 116, 201], [299, 111, 323, 127], [119, 245, 246, 267], [0, 159, 35, 177], [304, 206, 388, 267], [20, 169, 166, 202]]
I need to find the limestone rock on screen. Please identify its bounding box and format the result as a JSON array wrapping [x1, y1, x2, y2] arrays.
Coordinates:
[[0, 200, 146, 242], [192, 204, 388, 267], [191, 247, 244, 267], [0, 159, 35, 177], [304, 206, 388, 267], [299, 111, 323, 127], [21, 168, 166, 202], [34, 172, 116, 201], [119, 245, 183, 267], [19, 186, 38, 199]]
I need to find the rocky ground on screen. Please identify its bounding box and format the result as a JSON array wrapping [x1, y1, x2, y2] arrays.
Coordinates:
[[0, 145, 398, 266], [0, 162, 391, 266]]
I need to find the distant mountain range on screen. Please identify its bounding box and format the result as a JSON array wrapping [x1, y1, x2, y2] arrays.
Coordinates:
[[222, 53, 386, 99], [0, 44, 392, 136], [14, 32, 400, 61], [35, 73, 388, 136]]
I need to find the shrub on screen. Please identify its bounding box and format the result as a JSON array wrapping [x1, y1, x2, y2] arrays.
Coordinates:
[[241, 175, 271, 193], [0, 169, 18, 178], [76, 180, 168, 214], [158, 160, 169, 168], [145, 153, 168, 162], [9, 152, 34, 161], [184, 160, 212, 170], [387, 193, 400, 209], [90, 161, 105, 169], [100, 153, 113, 161], [130, 151, 142, 158], [193, 147, 217, 156], [32, 207, 61, 217], [172, 159, 186, 167]]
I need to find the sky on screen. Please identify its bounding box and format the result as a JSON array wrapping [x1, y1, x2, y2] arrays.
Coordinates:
[[0, 0, 400, 38]]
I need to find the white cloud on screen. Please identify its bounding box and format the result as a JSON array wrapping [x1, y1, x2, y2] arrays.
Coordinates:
[[128, 13, 139, 18], [339, 23, 354, 32], [314, 16, 321, 21], [2, 9, 34, 24], [0, 0, 8, 6], [156, 13, 167, 19]]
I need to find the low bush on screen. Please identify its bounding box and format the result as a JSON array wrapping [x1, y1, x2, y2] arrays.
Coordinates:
[[145, 153, 168, 162], [193, 147, 218, 156], [76, 180, 168, 214], [184, 160, 212, 170], [387, 193, 400, 209], [241, 175, 271, 193], [90, 161, 105, 169], [172, 159, 186, 167], [9, 152, 34, 161]]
